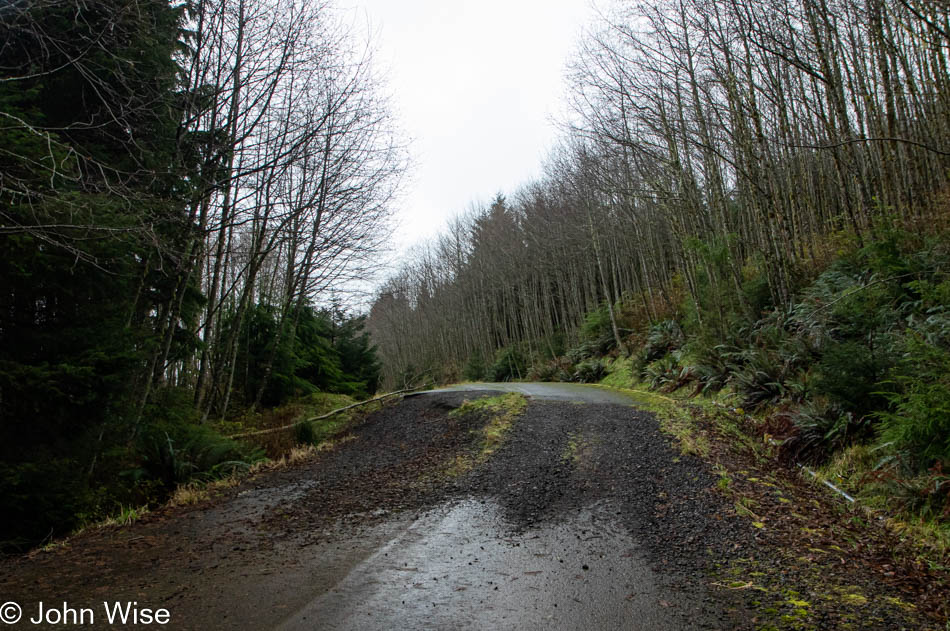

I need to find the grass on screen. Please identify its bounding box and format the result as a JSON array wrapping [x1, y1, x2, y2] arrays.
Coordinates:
[[449, 392, 528, 458], [168, 484, 211, 507], [561, 431, 597, 468], [166, 433, 361, 510], [563, 433, 581, 463], [97, 505, 149, 528], [812, 445, 950, 567], [168, 473, 245, 508], [215, 392, 361, 457], [715, 464, 733, 491], [441, 392, 528, 477], [593, 379, 712, 458], [68, 504, 152, 541]]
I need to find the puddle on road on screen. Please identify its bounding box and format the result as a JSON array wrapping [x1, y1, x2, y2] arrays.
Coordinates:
[[277, 500, 693, 630]]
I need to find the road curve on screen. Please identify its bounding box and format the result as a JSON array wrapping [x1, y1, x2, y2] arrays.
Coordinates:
[[417, 381, 635, 405]]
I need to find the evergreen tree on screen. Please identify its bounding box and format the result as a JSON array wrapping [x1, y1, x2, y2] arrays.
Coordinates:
[[0, 0, 189, 548]]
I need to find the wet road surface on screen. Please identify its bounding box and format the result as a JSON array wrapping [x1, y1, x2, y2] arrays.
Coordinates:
[[273, 384, 731, 630], [277, 500, 686, 630], [1, 385, 743, 630], [418, 381, 636, 405]]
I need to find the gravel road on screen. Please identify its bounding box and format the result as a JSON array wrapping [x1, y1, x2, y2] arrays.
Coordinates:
[[1, 385, 759, 630]]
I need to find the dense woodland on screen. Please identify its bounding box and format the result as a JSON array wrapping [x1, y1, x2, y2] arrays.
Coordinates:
[[0, 0, 403, 549], [368, 0, 950, 518]]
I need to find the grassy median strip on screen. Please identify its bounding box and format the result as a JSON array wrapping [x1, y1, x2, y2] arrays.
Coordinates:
[[441, 392, 528, 476]]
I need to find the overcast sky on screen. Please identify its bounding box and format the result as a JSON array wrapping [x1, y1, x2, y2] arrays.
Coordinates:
[[344, 0, 595, 260]]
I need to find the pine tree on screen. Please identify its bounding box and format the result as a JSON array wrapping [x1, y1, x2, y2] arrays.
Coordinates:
[[0, 0, 190, 548]]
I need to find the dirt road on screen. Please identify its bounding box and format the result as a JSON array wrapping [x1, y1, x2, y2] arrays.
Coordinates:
[[0, 385, 927, 629]]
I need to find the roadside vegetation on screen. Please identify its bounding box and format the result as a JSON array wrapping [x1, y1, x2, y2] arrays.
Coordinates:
[[609, 222, 950, 550], [447, 223, 950, 565]]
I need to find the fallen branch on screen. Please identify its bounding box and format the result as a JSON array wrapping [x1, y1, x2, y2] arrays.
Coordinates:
[[226, 386, 425, 439]]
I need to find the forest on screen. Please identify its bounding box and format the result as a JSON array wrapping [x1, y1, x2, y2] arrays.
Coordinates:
[[0, 0, 404, 550], [368, 0, 950, 525]]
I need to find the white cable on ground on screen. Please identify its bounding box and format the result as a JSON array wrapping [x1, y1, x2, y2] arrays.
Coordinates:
[[799, 464, 856, 503]]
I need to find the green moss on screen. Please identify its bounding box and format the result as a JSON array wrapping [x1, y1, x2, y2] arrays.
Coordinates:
[[715, 464, 733, 492], [883, 596, 915, 611], [838, 592, 868, 606], [562, 434, 580, 463]]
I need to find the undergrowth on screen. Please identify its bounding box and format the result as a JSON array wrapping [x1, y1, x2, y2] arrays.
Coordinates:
[[596, 225, 950, 535], [51, 390, 387, 549]]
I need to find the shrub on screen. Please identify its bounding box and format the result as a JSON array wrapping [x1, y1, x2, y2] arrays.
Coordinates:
[[566, 340, 599, 364], [135, 424, 264, 490], [876, 337, 950, 473], [643, 320, 684, 363], [294, 420, 318, 445], [573, 359, 606, 383], [786, 367, 819, 402], [527, 359, 557, 382], [866, 463, 950, 520], [740, 258, 774, 317], [0, 458, 98, 551], [642, 352, 697, 391], [528, 357, 574, 382], [729, 344, 798, 409], [784, 399, 869, 464], [488, 346, 526, 382], [463, 352, 487, 381], [541, 332, 567, 360], [787, 263, 867, 355], [580, 305, 612, 342], [688, 340, 735, 394], [814, 338, 896, 414]]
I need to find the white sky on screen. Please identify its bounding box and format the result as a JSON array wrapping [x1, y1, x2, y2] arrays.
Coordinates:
[[344, 0, 595, 259]]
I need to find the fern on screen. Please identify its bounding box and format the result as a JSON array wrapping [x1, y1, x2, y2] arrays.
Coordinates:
[[876, 336, 950, 472]]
